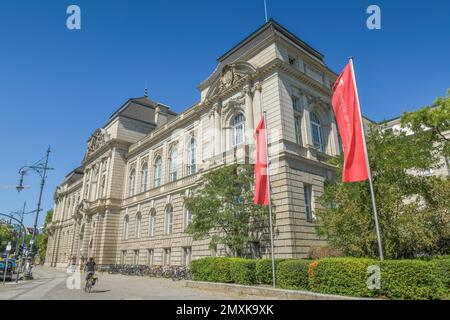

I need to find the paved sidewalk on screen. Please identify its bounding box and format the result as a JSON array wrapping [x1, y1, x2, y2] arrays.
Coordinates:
[[0, 266, 268, 300]]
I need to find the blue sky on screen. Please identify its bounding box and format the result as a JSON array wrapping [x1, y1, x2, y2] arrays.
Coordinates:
[[0, 0, 449, 227]]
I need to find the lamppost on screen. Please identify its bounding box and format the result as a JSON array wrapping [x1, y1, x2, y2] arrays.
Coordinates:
[[16, 147, 53, 278]]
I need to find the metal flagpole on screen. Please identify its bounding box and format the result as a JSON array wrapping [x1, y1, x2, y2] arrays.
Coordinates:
[[263, 111, 276, 286], [264, 0, 268, 23], [349, 58, 384, 260]]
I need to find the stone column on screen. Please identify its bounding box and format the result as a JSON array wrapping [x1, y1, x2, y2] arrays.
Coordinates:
[[244, 83, 254, 144], [253, 82, 263, 123], [213, 102, 222, 156]]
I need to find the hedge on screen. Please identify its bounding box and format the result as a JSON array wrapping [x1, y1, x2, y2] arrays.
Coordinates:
[[276, 259, 310, 290], [380, 260, 447, 300], [308, 257, 379, 297], [190, 256, 449, 300], [255, 259, 284, 285], [230, 258, 257, 285]]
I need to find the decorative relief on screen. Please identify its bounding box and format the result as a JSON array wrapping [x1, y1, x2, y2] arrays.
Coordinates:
[[87, 128, 110, 156]]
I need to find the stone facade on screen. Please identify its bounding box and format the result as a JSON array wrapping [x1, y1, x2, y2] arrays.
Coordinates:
[[45, 20, 342, 268]]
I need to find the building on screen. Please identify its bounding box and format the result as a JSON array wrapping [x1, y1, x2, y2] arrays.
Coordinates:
[[45, 19, 343, 268]]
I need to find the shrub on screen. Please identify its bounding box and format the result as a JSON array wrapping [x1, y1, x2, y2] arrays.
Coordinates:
[[230, 258, 257, 285], [255, 259, 284, 285], [210, 257, 234, 283], [380, 259, 447, 300], [189, 257, 216, 281], [308, 257, 379, 297], [276, 259, 311, 290], [433, 256, 450, 287]]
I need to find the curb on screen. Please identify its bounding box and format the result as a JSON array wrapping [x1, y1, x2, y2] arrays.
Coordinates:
[[185, 281, 373, 300]]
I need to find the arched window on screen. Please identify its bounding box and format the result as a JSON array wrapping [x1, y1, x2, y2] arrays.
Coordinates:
[[135, 212, 142, 239], [141, 163, 148, 192], [123, 215, 129, 240], [129, 169, 136, 196], [184, 205, 192, 231], [310, 112, 324, 152], [187, 137, 196, 175], [169, 147, 177, 182], [232, 113, 245, 146], [154, 156, 162, 187], [149, 210, 156, 237], [165, 206, 173, 235]]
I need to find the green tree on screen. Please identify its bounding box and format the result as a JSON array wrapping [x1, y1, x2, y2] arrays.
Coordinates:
[[0, 224, 14, 252], [184, 164, 270, 257], [316, 119, 449, 259], [36, 210, 53, 261], [401, 90, 450, 157]]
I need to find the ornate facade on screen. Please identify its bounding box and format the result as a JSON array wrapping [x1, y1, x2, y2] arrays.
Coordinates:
[[45, 20, 342, 268]]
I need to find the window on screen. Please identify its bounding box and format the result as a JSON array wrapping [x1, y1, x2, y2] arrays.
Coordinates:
[[292, 96, 302, 145], [135, 213, 142, 239], [147, 249, 154, 265], [123, 215, 129, 240], [154, 156, 162, 187], [166, 206, 173, 235], [141, 163, 148, 192], [149, 210, 156, 237], [232, 113, 245, 146], [169, 147, 178, 182], [163, 248, 171, 266], [187, 137, 197, 175], [128, 169, 136, 196], [304, 184, 314, 222], [184, 206, 192, 230], [133, 250, 139, 265], [183, 247, 192, 266], [310, 112, 324, 152]]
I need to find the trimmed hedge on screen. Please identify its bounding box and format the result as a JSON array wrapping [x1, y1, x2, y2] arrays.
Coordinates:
[[380, 260, 447, 300], [230, 258, 257, 285], [308, 257, 379, 297], [190, 256, 449, 300], [276, 259, 310, 290], [255, 259, 284, 285]]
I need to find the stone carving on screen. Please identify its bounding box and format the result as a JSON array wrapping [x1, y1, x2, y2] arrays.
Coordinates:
[[87, 128, 110, 155]]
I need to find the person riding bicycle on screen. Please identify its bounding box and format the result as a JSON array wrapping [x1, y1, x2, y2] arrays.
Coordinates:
[[84, 257, 96, 281]]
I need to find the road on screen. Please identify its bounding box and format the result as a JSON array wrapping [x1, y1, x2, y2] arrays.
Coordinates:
[[0, 266, 266, 300]]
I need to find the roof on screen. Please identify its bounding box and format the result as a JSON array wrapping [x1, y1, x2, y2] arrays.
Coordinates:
[[218, 18, 324, 63]]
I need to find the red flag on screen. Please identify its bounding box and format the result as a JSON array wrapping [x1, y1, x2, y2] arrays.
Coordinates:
[[332, 62, 369, 182], [254, 117, 269, 205]]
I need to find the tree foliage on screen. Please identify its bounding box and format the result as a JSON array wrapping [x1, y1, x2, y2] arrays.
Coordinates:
[[184, 164, 270, 257], [316, 93, 450, 259]]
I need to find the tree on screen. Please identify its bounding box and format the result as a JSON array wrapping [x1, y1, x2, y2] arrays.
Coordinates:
[[316, 118, 449, 259], [402, 90, 450, 157], [184, 164, 270, 257], [36, 210, 53, 262], [0, 224, 14, 252]]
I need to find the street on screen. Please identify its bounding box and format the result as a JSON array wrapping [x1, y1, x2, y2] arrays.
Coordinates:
[[0, 266, 267, 300]]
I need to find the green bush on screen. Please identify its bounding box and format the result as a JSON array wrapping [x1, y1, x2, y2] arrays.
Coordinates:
[[210, 257, 234, 283], [255, 259, 284, 285], [380, 259, 447, 300], [230, 258, 257, 285], [276, 259, 311, 290], [308, 257, 379, 297], [190, 257, 216, 281], [433, 256, 450, 287]]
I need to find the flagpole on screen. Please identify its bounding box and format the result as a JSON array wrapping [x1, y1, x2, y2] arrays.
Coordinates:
[[349, 58, 384, 260], [263, 111, 276, 286]]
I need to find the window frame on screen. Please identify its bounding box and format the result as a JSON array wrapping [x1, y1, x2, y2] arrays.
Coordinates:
[[232, 113, 245, 147]]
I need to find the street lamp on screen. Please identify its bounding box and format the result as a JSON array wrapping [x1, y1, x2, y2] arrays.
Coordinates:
[[16, 147, 53, 279]]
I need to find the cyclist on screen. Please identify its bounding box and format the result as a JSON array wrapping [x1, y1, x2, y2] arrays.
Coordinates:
[[84, 257, 96, 282]]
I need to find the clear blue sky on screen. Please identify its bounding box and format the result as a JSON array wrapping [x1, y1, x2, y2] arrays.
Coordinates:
[[0, 0, 449, 228]]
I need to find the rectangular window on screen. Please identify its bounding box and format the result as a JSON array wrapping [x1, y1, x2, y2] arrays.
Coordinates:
[[294, 115, 302, 145], [148, 249, 154, 265], [304, 184, 314, 222], [292, 96, 301, 112], [183, 247, 192, 266]]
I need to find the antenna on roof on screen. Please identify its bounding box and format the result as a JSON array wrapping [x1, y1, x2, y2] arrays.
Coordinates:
[[144, 84, 148, 98], [264, 0, 268, 22]]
